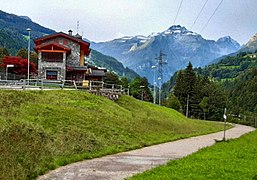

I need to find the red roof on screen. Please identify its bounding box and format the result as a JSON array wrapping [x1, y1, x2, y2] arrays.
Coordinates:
[[34, 32, 90, 56]]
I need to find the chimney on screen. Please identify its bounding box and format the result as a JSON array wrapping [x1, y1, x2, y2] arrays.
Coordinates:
[[68, 29, 73, 36]]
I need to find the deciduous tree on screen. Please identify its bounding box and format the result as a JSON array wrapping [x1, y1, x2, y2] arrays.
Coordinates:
[[164, 94, 181, 112], [1, 56, 37, 77], [129, 77, 153, 102]]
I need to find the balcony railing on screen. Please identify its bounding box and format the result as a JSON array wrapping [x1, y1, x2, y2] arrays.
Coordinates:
[[42, 59, 63, 63]]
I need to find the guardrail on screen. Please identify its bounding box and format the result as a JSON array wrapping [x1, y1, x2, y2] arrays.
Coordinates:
[[0, 79, 129, 96]]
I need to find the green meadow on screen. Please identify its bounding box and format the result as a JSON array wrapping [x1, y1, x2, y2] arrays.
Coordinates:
[[0, 90, 224, 179]]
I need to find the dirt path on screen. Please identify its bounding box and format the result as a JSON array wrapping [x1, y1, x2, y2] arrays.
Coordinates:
[[38, 124, 255, 180]]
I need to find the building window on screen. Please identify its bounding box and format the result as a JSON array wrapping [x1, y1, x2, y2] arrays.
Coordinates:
[[63, 39, 68, 45], [46, 70, 58, 80], [42, 52, 63, 62]]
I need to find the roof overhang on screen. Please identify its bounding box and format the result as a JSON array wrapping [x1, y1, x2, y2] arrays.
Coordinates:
[[34, 43, 71, 54], [34, 32, 90, 56]]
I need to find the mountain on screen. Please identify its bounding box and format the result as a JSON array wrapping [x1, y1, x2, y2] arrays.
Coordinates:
[[19, 16, 32, 21], [0, 28, 26, 55], [239, 33, 257, 53], [210, 32, 257, 65], [91, 25, 240, 82], [0, 10, 55, 38], [0, 10, 139, 79], [89, 50, 139, 80], [0, 10, 55, 54]]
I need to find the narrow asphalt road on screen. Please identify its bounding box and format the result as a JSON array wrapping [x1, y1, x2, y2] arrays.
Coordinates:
[[38, 124, 255, 180]]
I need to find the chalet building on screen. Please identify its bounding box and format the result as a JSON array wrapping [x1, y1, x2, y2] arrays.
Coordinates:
[[34, 30, 106, 81]]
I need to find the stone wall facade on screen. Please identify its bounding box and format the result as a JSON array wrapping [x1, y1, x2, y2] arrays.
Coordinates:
[[37, 37, 81, 80], [38, 52, 66, 80]]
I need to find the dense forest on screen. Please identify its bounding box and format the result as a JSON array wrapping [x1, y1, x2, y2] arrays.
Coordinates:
[[163, 63, 226, 121], [162, 52, 257, 126]]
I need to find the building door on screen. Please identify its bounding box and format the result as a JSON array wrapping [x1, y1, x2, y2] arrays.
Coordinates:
[[46, 70, 58, 80]]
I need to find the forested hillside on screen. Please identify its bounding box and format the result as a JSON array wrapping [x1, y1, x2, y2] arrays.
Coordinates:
[[162, 51, 257, 126], [196, 51, 257, 81], [225, 68, 257, 114], [171, 63, 226, 121], [0, 10, 55, 55], [89, 49, 139, 80]]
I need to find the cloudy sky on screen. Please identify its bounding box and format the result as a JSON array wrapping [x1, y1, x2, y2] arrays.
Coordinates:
[[0, 0, 257, 44]]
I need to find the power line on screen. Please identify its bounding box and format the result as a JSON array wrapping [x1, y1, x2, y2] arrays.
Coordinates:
[[190, 0, 209, 30], [173, 0, 184, 25], [200, 0, 224, 33]]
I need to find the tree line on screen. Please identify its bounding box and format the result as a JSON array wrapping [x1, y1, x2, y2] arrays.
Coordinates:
[[163, 62, 226, 121], [103, 72, 153, 102]]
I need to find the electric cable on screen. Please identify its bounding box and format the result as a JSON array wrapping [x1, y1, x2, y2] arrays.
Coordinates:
[[173, 0, 184, 25], [190, 0, 209, 30], [200, 0, 224, 33]]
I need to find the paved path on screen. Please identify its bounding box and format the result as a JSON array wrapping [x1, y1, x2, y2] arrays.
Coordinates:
[[38, 124, 255, 180]]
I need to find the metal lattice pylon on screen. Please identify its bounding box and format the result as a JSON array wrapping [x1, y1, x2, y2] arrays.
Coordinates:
[[155, 50, 167, 105]]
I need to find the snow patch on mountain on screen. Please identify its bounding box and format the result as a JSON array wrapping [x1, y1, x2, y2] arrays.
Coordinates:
[[91, 25, 240, 82]]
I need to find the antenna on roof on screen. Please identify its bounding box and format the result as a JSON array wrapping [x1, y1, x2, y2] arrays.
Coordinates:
[[77, 21, 79, 34]]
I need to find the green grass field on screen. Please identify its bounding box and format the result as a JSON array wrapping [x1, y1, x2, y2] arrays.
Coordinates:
[[130, 130, 257, 180], [0, 90, 225, 179]]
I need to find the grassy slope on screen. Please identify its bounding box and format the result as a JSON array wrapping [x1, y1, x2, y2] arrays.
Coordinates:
[[0, 90, 224, 179], [131, 130, 257, 180]]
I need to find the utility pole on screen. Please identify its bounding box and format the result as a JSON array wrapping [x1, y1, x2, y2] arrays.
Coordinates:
[[151, 65, 156, 104], [223, 108, 227, 141], [186, 94, 189, 118], [155, 50, 167, 106]]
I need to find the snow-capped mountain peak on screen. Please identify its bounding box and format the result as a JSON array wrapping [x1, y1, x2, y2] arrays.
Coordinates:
[[162, 25, 199, 36], [91, 25, 240, 82]]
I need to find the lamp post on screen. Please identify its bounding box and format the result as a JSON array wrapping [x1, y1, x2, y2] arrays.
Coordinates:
[[158, 77, 161, 106], [186, 94, 189, 118], [6, 64, 14, 80], [27, 28, 31, 84], [151, 65, 156, 104]]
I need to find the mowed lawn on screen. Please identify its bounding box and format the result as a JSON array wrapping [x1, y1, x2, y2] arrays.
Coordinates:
[[0, 90, 224, 179], [130, 129, 257, 180]]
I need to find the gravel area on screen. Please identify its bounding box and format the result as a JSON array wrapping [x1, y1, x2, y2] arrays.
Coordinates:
[[38, 124, 255, 180]]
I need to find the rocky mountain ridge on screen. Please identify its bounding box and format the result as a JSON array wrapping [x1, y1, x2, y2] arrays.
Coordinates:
[[92, 25, 240, 82]]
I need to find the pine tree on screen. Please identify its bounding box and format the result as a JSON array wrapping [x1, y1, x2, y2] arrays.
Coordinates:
[[174, 62, 197, 116], [173, 62, 226, 120]]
